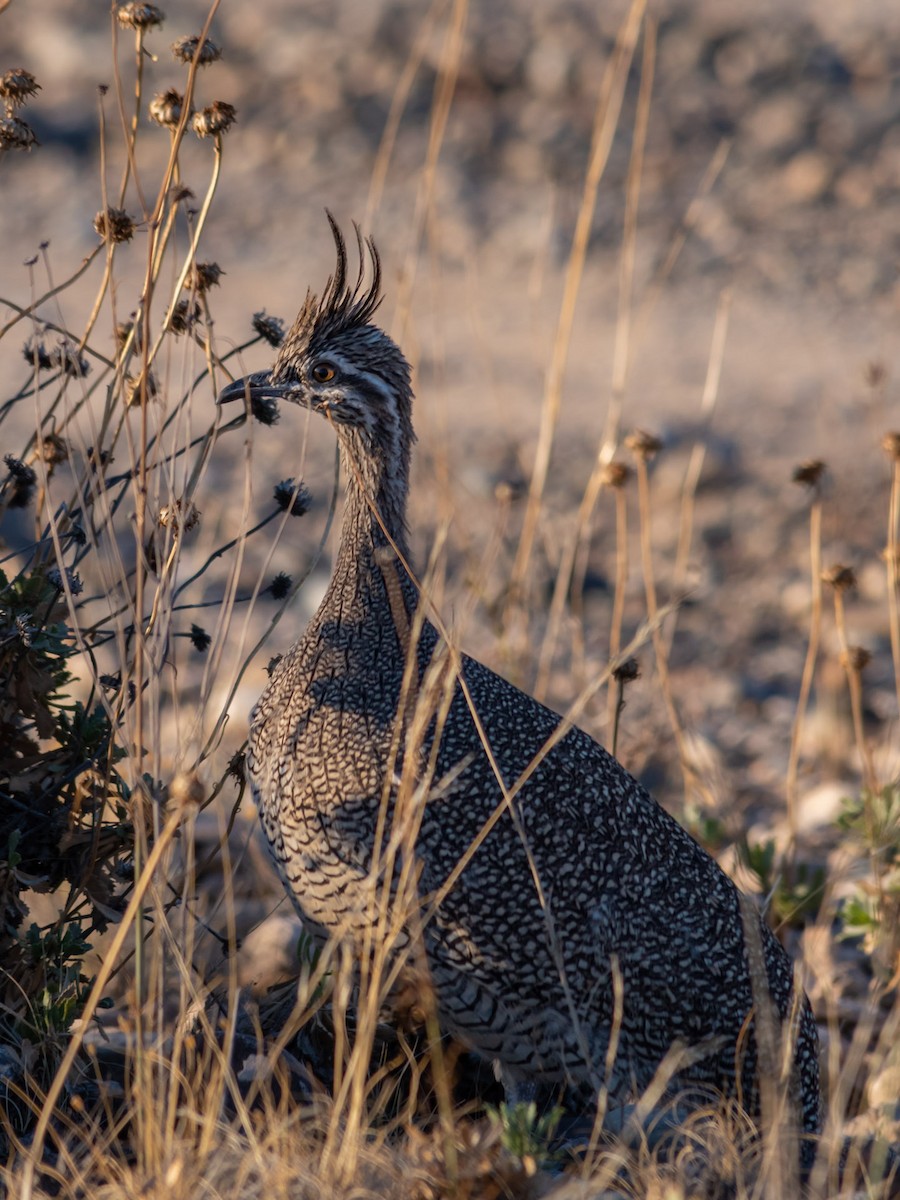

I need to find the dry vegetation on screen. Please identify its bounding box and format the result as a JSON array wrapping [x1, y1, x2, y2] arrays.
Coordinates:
[[1, 1, 899, 1197]]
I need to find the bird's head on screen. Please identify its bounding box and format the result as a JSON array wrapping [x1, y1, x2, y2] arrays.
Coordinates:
[[219, 215, 414, 463]]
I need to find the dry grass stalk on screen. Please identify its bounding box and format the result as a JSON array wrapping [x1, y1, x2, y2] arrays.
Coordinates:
[[784, 462, 826, 866], [535, 16, 656, 703], [506, 0, 647, 631]]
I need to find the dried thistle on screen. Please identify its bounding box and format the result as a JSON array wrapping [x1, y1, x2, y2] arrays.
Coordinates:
[[625, 429, 663, 461], [38, 433, 68, 469], [185, 261, 223, 292], [15, 615, 36, 647], [126, 370, 158, 406], [115, 320, 137, 351], [188, 625, 211, 653], [0, 69, 40, 109], [227, 749, 246, 783], [268, 572, 292, 600], [601, 461, 631, 489], [612, 657, 640, 685], [0, 115, 38, 151], [3, 455, 37, 508], [792, 459, 826, 488], [67, 522, 87, 547], [168, 298, 200, 335], [882, 432, 900, 462], [93, 207, 136, 244], [840, 646, 871, 674], [252, 311, 285, 347], [250, 394, 279, 426], [822, 564, 856, 592], [191, 100, 236, 138], [274, 479, 311, 516], [116, 3, 165, 30], [148, 88, 185, 129], [171, 34, 222, 66], [49, 341, 90, 378], [158, 498, 200, 533], [22, 338, 52, 370], [85, 446, 112, 474], [48, 566, 83, 596]]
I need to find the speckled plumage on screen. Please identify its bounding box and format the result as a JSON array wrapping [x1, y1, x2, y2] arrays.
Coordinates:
[[219, 218, 821, 1141]]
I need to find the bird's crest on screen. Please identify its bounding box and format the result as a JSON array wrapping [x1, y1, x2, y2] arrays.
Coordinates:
[[273, 214, 383, 377]]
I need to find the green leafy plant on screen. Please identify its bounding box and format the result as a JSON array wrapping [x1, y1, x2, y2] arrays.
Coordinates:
[[837, 786, 900, 973], [487, 1099, 565, 1168], [737, 836, 827, 929]]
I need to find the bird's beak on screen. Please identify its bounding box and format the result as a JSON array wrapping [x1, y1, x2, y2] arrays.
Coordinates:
[[217, 370, 287, 406]]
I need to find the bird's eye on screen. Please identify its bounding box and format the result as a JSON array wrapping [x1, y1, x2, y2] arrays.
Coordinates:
[[312, 362, 336, 383]]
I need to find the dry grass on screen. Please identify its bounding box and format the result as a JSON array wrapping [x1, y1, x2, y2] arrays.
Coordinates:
[[1, 3, 899, 1198]]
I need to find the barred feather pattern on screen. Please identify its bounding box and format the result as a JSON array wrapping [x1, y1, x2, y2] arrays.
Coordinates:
[[234, 218, 822, 1144]]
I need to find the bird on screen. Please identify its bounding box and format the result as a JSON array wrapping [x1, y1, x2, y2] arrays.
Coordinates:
[[218, 216, 821, 1152]]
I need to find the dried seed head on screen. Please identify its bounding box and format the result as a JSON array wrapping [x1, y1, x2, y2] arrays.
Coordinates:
[[171, 34, 222, 65], [0, 114, 38, 151], [167, 298, 200, 335], [0, 69, 41, 109], [15, 614, 36, 647], [252, 310, 285, 347], [38, 433, 68, 468], [274, 479, 311, 516], [882, 432, 900, 462], [601, 461, 631, 489], [48, 566, 83, 596], [185, 261, 223, 292], [50, 341, 90, 378], [158, 497, 200, 532], [227, 749, 246, 783], [840, 645, 871, 674], [250, 394, 279, 426], [126, 370, 158, 406], [3, 455, 37, 508], [268, 571, 292, 600], [822, 563, 856, 592], [191, 100, 236, 138], [169, 185, 194, 206], [85, 446, 112, 475], [93, 206, 136, 244], [612, 656, 640, 685], [149, 88, 185, 128], [116, 3, 165, 30], [115, 320, 135, 350], [792, 459, 826, 488], [189, 624, 211, 652], [625, 429, 663, 461], [23, 337, 52, 370]]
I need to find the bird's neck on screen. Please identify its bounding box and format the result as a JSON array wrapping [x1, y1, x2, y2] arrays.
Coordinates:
[[330, 427, 416, 606]]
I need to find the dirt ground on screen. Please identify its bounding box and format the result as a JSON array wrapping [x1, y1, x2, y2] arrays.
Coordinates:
[[2, 0, 899, 1043]]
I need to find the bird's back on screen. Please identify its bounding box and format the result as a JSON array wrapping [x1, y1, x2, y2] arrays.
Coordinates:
[[247, 599, 820, 1134]]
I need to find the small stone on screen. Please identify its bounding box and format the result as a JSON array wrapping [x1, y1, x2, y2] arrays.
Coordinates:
[[780, 151, 832, 204]]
